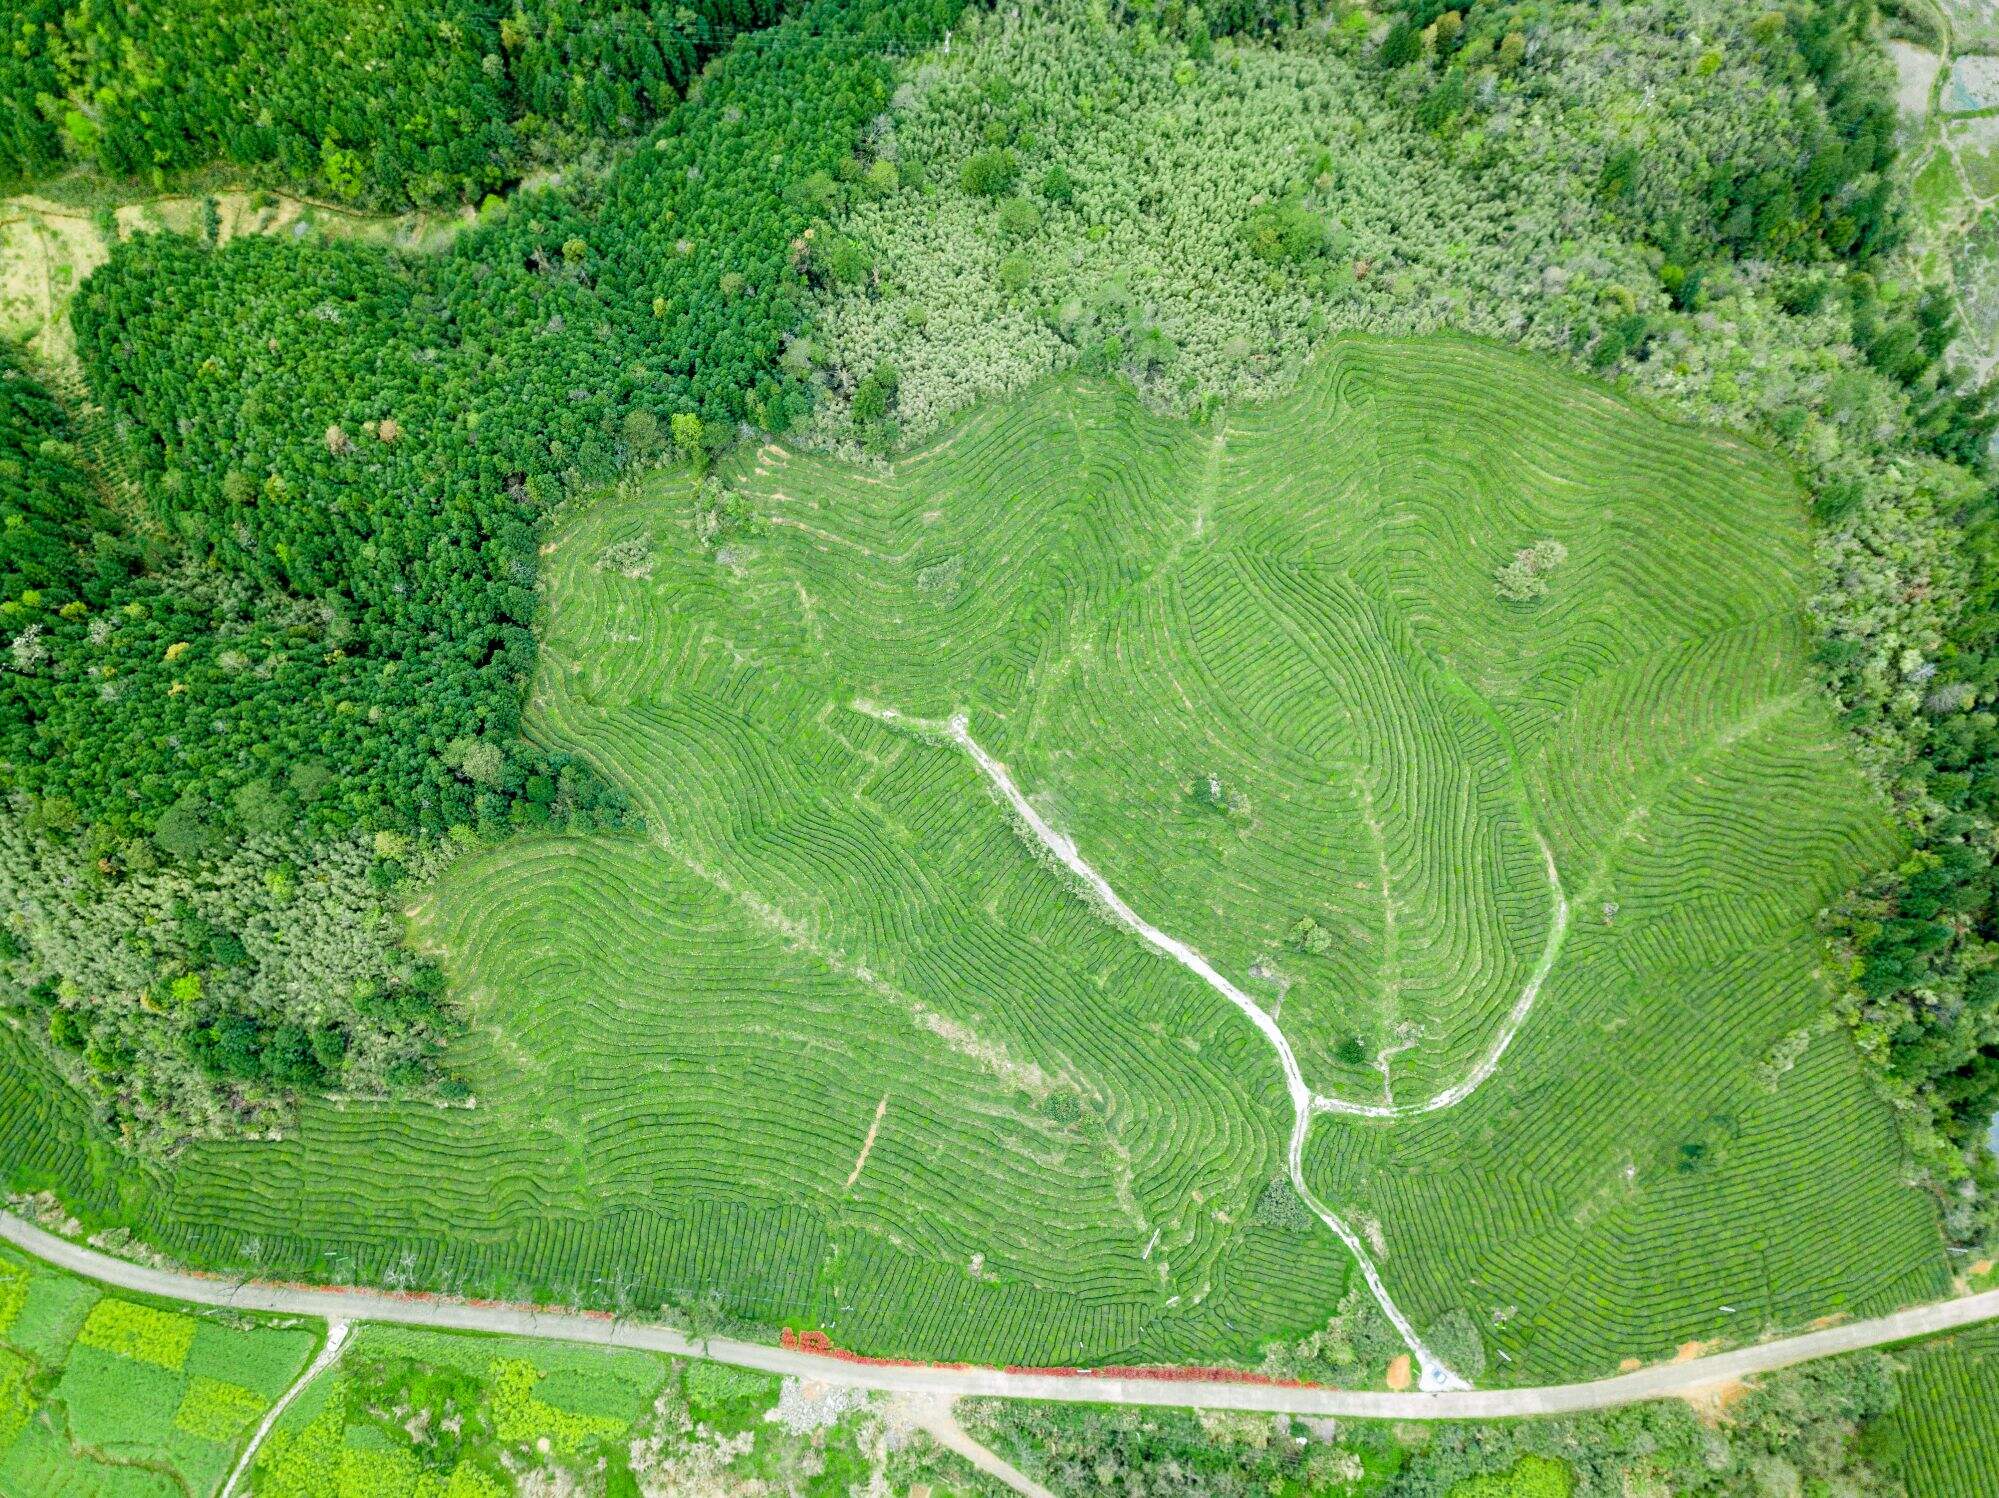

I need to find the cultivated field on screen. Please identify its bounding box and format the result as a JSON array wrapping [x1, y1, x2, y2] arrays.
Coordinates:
[[1874, 1322, 1999, 1495], [249, 1325, 671, 1495], [0, 1240, 320, 1495], [0, 337, 1948, 1383]]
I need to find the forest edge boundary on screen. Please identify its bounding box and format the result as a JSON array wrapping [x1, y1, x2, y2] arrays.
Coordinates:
[[5, 1210, 1995, 1421]]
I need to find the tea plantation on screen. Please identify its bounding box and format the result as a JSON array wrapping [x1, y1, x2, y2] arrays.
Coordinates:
[[1868, 1322, 1999, 1497], [0, 337, 1949, 1383]]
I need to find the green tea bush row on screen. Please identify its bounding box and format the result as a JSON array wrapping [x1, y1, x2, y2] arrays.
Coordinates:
[[1866, 1325, 1999, 1496], [801, 0, 1999, 1250], [3, 0, 961, 1142]]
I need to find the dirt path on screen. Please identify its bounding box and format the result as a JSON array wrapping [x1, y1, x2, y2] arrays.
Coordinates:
[[220, 1319, 349, 1498], [896, 1394, 1058, 1498], [850, 703, 1584, 1391], [5, 1210, 1996, 1421], [1312, 832, 1568, 1120], [845, 1094, 889, 1188]]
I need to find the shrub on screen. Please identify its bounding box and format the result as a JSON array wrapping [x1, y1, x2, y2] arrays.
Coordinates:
[[1243, 200, 1326, 265], [851, 364, 901, 425], [961, 147, 1019, 197], [998, 196, 1044, 239], [1251, 1177, 1313, 1232], [1449, 1455, 1575, 1497], [1493, 540, 1568, 603], [814, 234, 875, 288], [1288, 915, 1333, 954], [1376, 18, 1423, 68]]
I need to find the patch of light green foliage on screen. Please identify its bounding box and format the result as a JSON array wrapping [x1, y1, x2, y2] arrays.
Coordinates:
[[806, 0, 1880, 446], [0, 1240, 317, 1497], [808, 0, 1627, 442], [2, 820, 455, 1149], [253, 1321, 995, 1496]]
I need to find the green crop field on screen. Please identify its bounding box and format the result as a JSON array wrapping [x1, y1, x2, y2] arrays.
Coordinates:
[[0, 1240, 320, 1496], [0, 336, 1948, 1384], [1872, 1323, 1999, 1496], [249, 1321, 991, 1495], [250, 1325, 666, 1495]]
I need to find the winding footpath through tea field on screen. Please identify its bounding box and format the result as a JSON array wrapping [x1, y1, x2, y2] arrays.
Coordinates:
[[2, 1210, 1995, 1419], [856, 703, 1571, 1392], [0, 338, 1957, 1392]]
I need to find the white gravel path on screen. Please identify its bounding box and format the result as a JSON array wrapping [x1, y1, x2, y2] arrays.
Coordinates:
[[854, 704, 1575, 1390]]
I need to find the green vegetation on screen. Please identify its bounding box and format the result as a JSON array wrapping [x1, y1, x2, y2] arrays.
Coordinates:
[[0, 337, 1942, 1381], [807, 0, 1942, 445], [252, 1326, 662, 1495], [1, 0, 960, 1147], [0, 1, 786, 206], [0, 1237, 991, 1496], [0, 1239, 319, 1496], [1864, 1321, 1999, 1496], [2, 0, 1997, 1456], [965, 1349, 1908, 1496], [250, 1322, 991, 1496], [0, 812, 465, 1146], [805, 0, 1999, 1257], [962, 1398, 1409, 1495]]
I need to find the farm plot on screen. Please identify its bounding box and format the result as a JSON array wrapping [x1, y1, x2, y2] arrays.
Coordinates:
[[249, 1323, 992, 1496], [0, 1240, 320, 1496], [1871, 1323, 1999, 1496], [249, 1324, 667, 1495], [0, 336, 1947, 1384]]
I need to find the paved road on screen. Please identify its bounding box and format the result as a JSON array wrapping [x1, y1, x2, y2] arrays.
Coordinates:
[[6, 1211, 1996, 1419]]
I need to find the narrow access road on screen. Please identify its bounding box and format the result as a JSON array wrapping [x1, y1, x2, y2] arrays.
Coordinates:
[[850, 703, 1578, 1390], [10, 1193, 1998, 1420], [896, 1394, 1059, 1498], [220, 1319, 348, 1498]]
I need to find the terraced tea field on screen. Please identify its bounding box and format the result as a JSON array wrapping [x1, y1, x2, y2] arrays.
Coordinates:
[[1873, 1322, 1999, 1495], [0, 336, 1948, 1384]]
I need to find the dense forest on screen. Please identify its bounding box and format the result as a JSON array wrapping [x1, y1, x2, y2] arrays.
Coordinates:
[[0, 350, 471, 1138], [0, 0, 791, 206], [2, 0, 1997, 1257], [0, 0, 961, 1145]]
